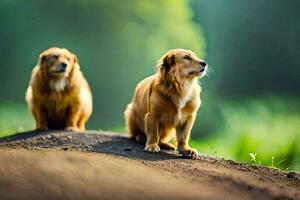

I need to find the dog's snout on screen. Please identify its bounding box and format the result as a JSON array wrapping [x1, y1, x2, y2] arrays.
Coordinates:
[[200, 61, 207, 67], [199, 62, 206, 72], [60, 63, 67, 69]]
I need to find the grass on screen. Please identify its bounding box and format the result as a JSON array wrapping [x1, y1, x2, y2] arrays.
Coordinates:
[[191, 98, 300, 172], [0, 102, 34, 137]]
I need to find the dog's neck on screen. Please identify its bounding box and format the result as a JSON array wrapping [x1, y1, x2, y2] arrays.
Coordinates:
[[176, 78, 197, 107], [48, 78, 70, 92], [158, 75, 197, 108]]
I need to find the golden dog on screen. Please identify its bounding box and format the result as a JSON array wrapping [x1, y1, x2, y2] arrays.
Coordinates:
[[125, 49, 207, 158], [25, 47, 93, 131]]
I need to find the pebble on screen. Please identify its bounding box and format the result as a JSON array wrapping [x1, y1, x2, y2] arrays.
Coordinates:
[[46, 135, 53, 139], [85, 145, 93, 150], [66, 136, 72, 140], [286, 172, 296, 178]]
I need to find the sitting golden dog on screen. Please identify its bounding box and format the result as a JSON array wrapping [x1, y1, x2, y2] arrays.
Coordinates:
[[125, 49, 207, 158], [25, 47, 93, 131]]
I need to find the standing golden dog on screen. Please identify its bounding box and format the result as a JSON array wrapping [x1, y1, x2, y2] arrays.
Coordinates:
[[125, 49, 207, 158], [25, 47, 93, 131]]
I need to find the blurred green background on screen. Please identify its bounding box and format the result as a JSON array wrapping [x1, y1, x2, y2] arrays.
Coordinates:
[[0, 0, 299, 172]]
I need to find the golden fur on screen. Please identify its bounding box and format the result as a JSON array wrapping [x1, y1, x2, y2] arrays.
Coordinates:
[[125, 49, 207, 158], [25, 47, 93, 131]]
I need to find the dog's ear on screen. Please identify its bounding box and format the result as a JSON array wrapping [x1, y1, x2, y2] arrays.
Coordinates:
[[162, 53, 176, 71], [73, 53, 78, 63], [71, 53, 81, 71], [39, 52, 48, 66], [157, 53, 176, 82]]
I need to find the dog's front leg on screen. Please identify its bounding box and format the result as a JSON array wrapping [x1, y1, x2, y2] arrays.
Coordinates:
[[65, 104, 81, 132], [144, 113, 160, 152], [176, 114, 198, 159], [34, 105, 48, 131]]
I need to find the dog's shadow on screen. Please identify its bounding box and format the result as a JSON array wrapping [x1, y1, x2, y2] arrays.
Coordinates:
[[0, 130, 181, 161], [0, 130, 49, 142], [90, 135, 181, 161]]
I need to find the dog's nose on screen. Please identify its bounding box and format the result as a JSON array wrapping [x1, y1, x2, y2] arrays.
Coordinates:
[[200, 61, 207, 67], [60, 63, 67, 69], [199, 62, 206, 72], [200, 66, 206, 72]]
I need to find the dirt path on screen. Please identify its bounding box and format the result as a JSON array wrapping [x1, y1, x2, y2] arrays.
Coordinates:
[[0, 130, 299, 200]]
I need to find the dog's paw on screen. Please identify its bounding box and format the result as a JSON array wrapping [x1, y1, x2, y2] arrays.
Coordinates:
[[179, 147, 199, 159], [144, 144, 160, 153], [65, 126, 79, 132]]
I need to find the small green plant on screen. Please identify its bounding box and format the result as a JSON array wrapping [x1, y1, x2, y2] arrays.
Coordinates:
[[269, 156, 286, 169], [249, 153, 261, 164], [249, 153, 287, 170]]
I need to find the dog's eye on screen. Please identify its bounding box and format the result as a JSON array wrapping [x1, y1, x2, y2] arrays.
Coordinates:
[[183, 55, 192, 60], [52, 55, 59, 60]]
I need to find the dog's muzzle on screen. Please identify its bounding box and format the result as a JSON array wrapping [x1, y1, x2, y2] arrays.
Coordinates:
[[52, 63, 67, 73]]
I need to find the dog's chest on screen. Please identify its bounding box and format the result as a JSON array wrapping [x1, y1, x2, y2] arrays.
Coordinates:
[[178, 84, 193, 109], [177, 106, 189, 125], [172, 95, 192, 125], [177, 84, 200, 125], [44, 80, 70, 111], [49, 79, 69, 92], [42, 92, 70, 116]]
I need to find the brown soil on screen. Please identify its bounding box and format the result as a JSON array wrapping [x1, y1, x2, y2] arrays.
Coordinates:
[[0, 130, 299, 200]]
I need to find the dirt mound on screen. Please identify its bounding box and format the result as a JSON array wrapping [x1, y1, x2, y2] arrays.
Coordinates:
[[0, 130, 299, 200]]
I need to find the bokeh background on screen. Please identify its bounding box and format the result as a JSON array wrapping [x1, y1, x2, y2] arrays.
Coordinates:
[[0, 0, 299, 171]]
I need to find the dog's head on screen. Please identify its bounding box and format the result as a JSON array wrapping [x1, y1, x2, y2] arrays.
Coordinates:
[[38, 47, 78, 78], [157, 49, 207, 80]]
